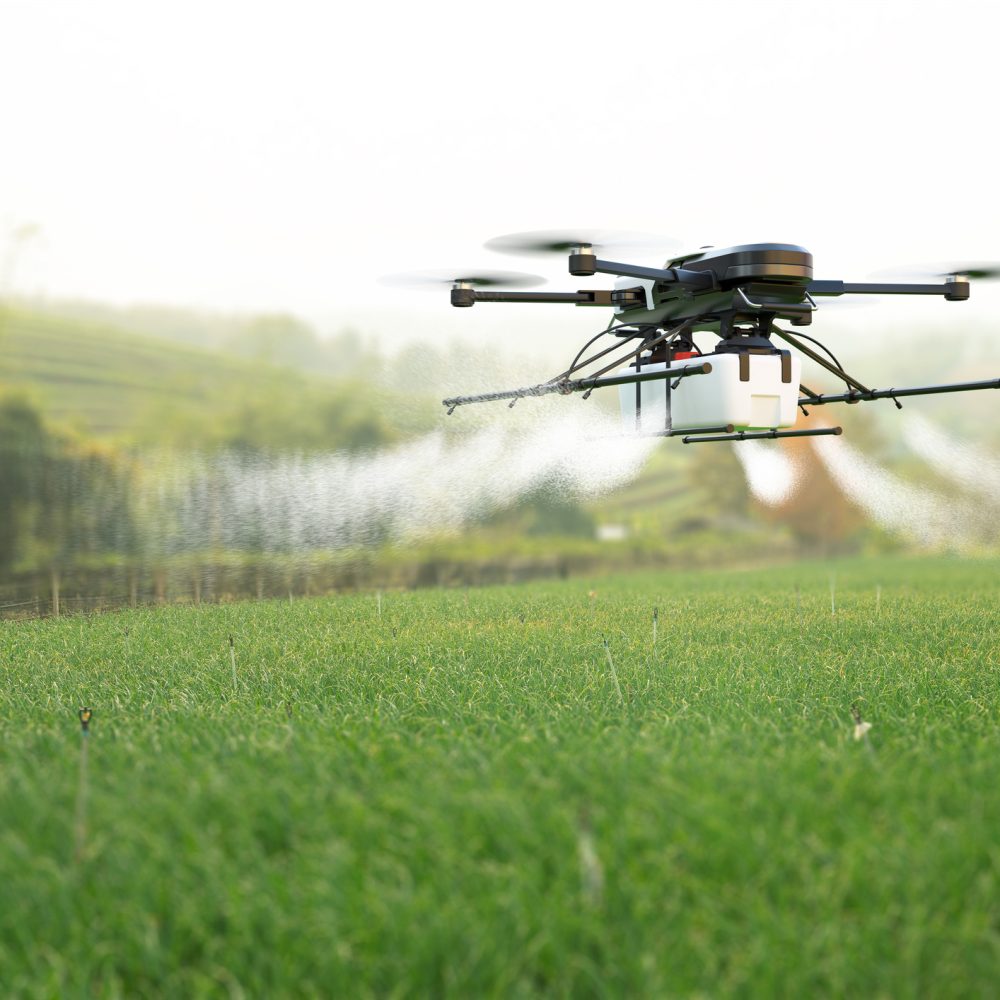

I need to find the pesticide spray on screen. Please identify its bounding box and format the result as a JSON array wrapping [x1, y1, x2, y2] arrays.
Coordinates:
[[731, 440, 802, 506], [811, 427, 993, 548], [133, 391, 1000, 563], [135, 404, 658, 557], [725, 410, 999, 548], [901, 413, 1000, 503]]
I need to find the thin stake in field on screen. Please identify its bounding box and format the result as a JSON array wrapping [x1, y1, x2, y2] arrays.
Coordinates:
[[652, 607, 658, 650], [830, 574, 837, 616], [376, 590, 382, 618], [602, 636, 624, 705], [576, 807, 605, 908], [74, 707, 92, 863], [851, 702, 874, 754]]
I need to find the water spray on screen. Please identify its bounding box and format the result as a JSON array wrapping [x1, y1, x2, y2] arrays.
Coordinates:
[[135, 407, 657, 562], [813, 430, 989, 549], [902, 414, 1000, 504], [732, 440, 802, 507]]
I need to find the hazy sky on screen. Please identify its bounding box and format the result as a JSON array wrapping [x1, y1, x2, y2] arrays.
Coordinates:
[[3, 0, 1000, 356]]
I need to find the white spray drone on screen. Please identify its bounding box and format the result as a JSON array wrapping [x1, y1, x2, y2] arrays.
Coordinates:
[[387, 231, 1000, 444]]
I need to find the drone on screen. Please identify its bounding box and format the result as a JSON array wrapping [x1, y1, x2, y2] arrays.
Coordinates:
[[387, 231, 1000, 444]]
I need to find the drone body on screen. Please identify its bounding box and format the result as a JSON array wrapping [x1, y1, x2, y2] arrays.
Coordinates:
[[605, 243, 817, 332], [609, 244, 811, 435], [387, 233, 999, 443]]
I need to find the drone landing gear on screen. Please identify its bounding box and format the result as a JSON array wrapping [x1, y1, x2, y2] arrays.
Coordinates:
[[681, 426, 844, 444]]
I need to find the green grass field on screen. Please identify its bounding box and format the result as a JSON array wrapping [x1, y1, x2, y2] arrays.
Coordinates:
[[1, 556, 998, 996]]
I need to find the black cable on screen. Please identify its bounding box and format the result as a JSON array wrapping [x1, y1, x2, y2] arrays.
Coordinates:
[[575, 318, 700, 394], [553, 322, 656, 383], [566, 325, 620, 375], [781, 330, 847, 374]]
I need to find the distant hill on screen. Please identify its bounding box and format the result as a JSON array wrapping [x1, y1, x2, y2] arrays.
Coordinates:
[[13, 297, 380, 380], [0, 304, 433, 449]]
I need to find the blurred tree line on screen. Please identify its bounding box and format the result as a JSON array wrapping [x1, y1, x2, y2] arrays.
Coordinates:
[[0, 328, 432, 610], [0, 394, 135, 611], [131, 375, 422, 452]]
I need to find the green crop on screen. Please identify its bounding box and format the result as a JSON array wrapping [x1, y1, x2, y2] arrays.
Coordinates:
[[1, 555, 997, 997]]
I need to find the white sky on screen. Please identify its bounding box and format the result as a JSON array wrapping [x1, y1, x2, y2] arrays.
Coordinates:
[[3, 0, 1000, 359]]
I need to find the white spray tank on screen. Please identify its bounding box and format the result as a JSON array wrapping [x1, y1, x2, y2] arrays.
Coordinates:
[[619, 344, 802, 434]]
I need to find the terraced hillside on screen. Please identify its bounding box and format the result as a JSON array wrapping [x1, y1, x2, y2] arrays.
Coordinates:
[[0, 306, 327, 437], [0, 305, 424, 451]]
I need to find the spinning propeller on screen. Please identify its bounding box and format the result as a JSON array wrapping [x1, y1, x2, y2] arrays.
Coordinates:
[[873, 262, 1000, 281], [484, 229, 681, 258], [379, 269, 546, 288], [937, 263, 1000, 280]]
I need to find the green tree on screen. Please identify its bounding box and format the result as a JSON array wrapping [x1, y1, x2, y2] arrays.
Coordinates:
[[0, 393, 137, 608], [0, 393, 49, 570]]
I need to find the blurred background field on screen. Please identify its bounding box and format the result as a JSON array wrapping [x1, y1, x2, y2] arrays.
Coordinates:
[[1, 292, 999, 617]]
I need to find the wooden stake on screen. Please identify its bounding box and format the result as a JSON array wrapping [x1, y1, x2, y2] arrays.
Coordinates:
[[74, 708, 92, 862], [603, 636, 624, 705]]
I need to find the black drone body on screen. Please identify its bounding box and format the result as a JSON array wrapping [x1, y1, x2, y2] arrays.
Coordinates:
[[390, 232, 998, 444]]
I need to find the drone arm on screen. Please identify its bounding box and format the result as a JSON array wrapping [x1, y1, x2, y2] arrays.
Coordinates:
[[808, 279, 969, 301], [452, 288, 613, 307], [568, 254, 716, 291]]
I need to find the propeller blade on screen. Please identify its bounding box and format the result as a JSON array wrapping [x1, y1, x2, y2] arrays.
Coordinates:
[[942, 263, 1000, 280], [379, 269, 546, 289], [872, 262, 1000, 281], [484, 229, 681, 258]]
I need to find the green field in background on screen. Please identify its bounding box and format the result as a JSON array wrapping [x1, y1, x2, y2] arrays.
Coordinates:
[[0, 307, 293, 436], [1, 556, 998, 996]]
